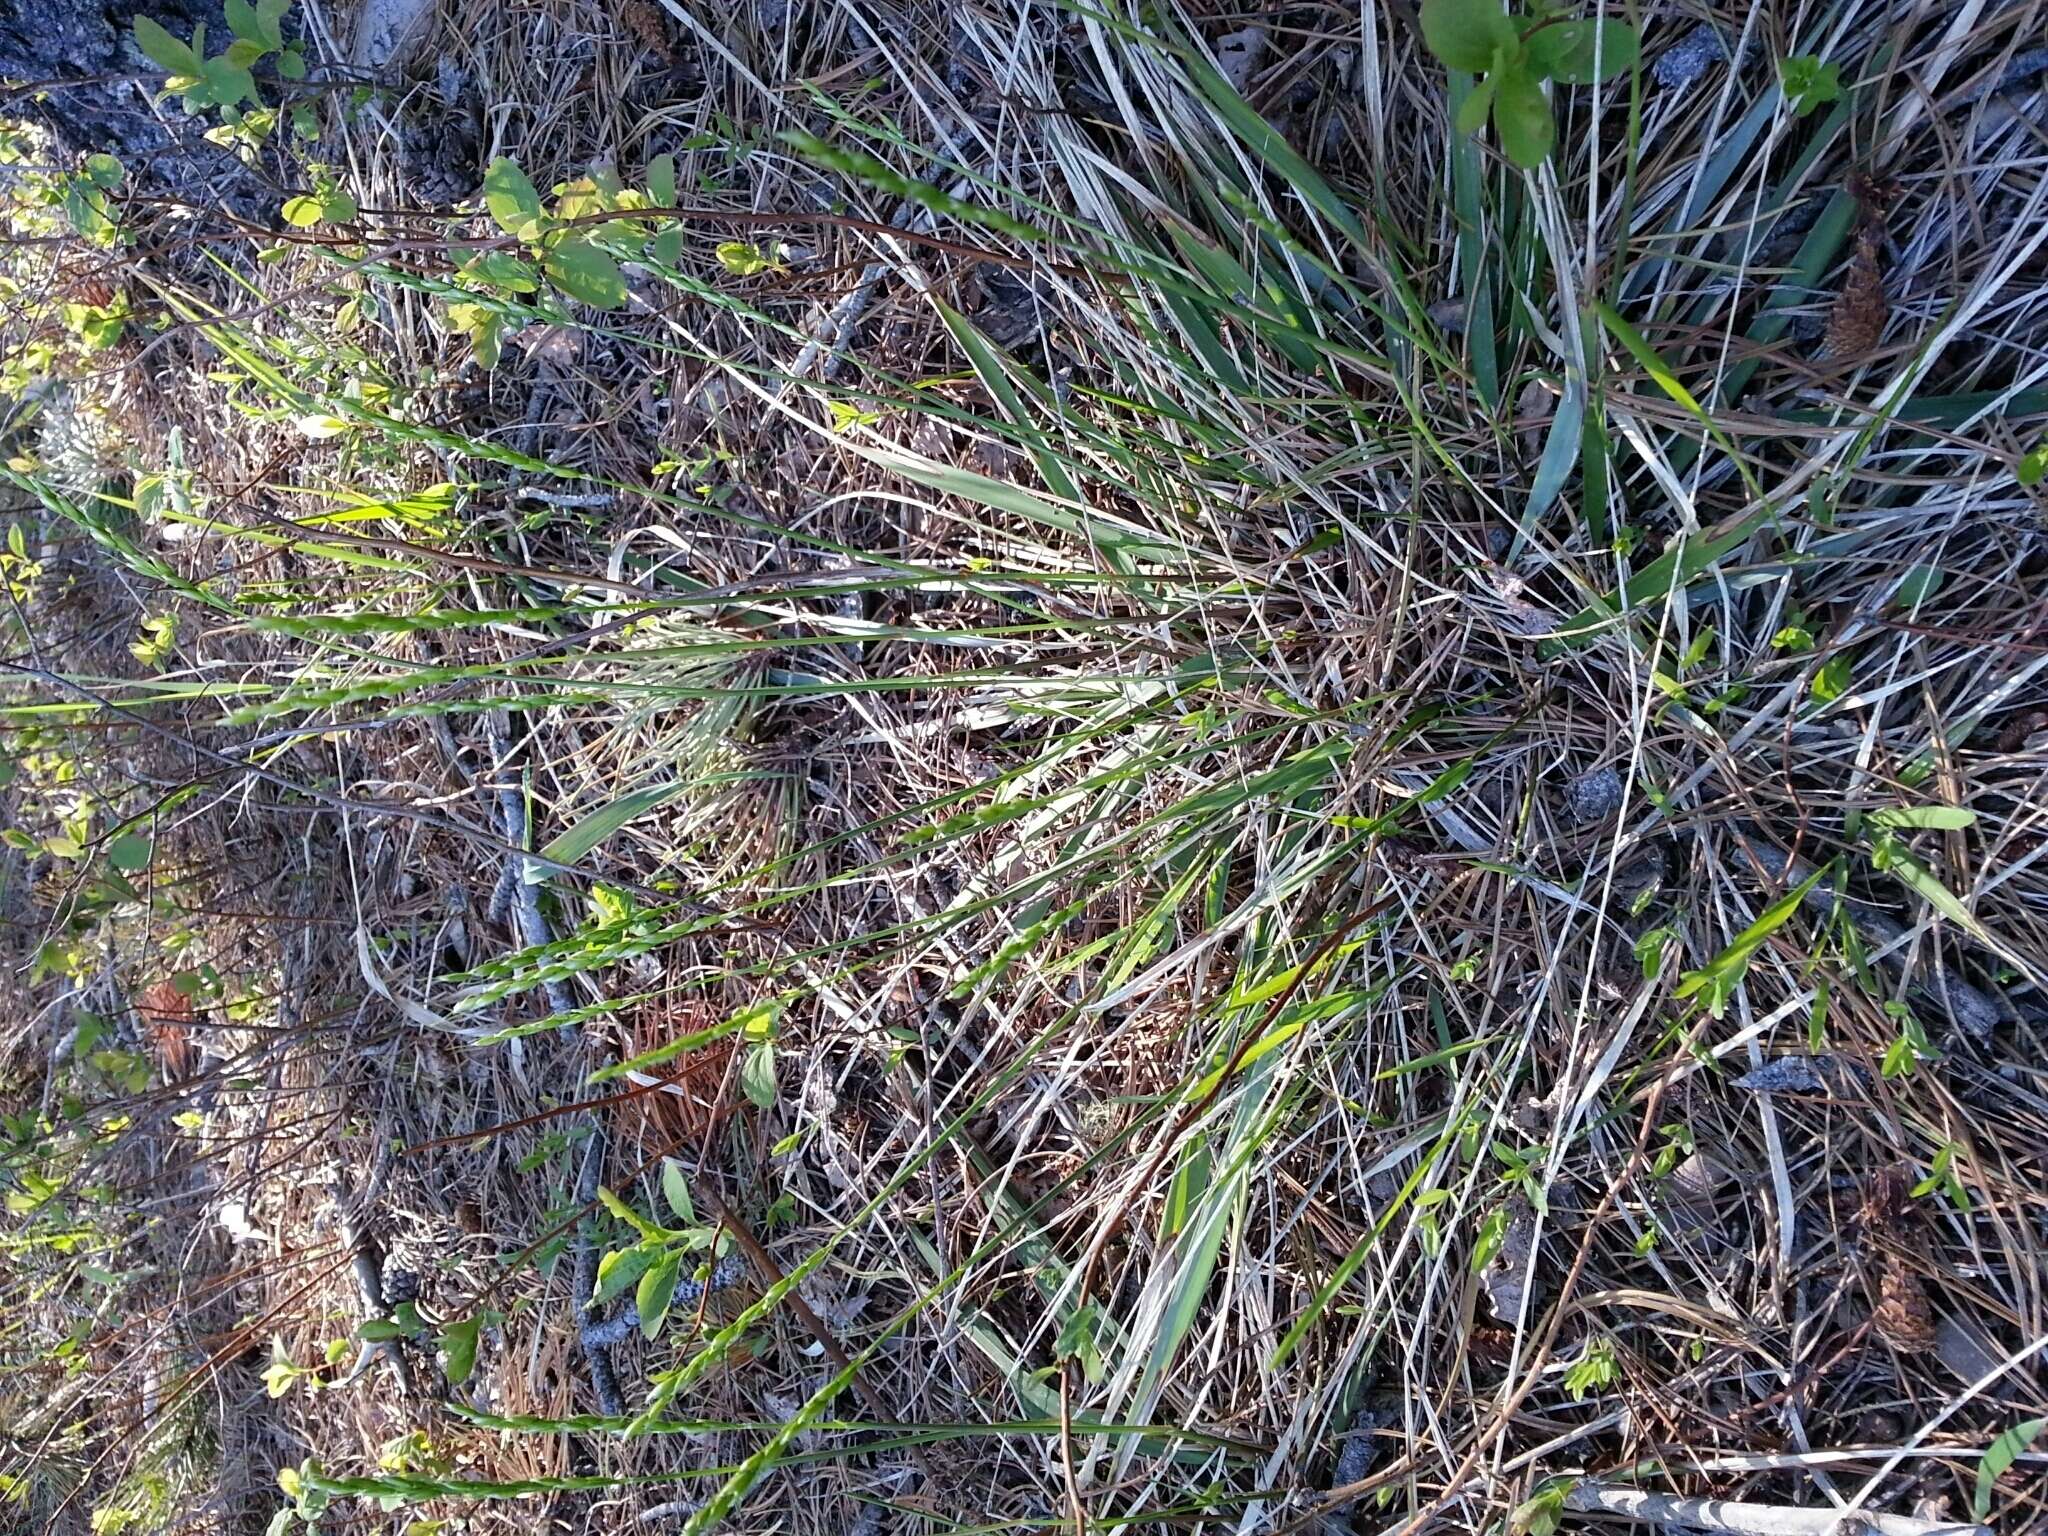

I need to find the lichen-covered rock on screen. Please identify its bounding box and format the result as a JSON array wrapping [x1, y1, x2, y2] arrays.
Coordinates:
[[1, 0, 268, 215]]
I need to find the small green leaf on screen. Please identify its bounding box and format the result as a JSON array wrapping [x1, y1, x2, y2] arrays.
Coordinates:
[[1974, 1417, 2046, 1520], [462, 250, 540, 293], [84, 153, 124, 189], [661, 1159, 694, 1224], [650, 227, 683, 267], [544, 239, 628, 310], [1527, 19, 1638, 84], [1054, 1301, 1105, 1385], [1676, 866, 1826, 1018], [133, 16, 200, 75], [483, 158, 544, 236], [439, 1315, 482, 1385], [1811, 651, 1853, 703], [594, 1243, 655, 1304], [1491, 59, 1554, 167], [1892, 565, 1944, 607], [224, 36, 267, 67], [596, 1185, 660, 1239], [741, 1040, 776, 1109], [200, 55, 259, 107], [281, 195, 323, 228], [1779, 55, 1842, 117], [647, 152, 676, 206], [715, 240, 774, 276], [2018, 442, 2048, 486], [1454, 75, 1496, 135], [359, 1318, 408, 1342], [224, 0, 265, 45], [108, 833, 152, 871], [1419, 0, 1516, 72], [276, 46, 307, 80], [320, 190, 358, 223], [637, 1250, 681, 1339]]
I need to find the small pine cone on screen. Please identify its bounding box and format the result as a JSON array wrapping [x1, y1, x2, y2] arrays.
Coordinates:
[[1819, 228, 1887, 366], [617, 0, 671, 57], [1872, 1260, 1938, 1353], [382, 1264, 422, 1308], [137, 979, 198, 1079]]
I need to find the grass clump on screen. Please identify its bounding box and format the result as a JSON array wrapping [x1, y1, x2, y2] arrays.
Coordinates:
[[4, 0, 2048, 1533]]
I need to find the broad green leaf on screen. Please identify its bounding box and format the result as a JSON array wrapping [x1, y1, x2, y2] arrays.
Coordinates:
[[1420, 0, 1516, 72], [1974, 1417, 2045, 1520], [1879, 843, 1993, 944], [482, 158, 544, 236], [1812, 651, 1853, 704], [83, 153, 124, 189], [537, 781, 688, 868], [133, 16, 199, 74], [281, 195, 323, 228], [1492, 61, 1554, 168], [545, 239, 628, 311], [637, 1251, 682, 1339], [1528, 19, 1639, 84], [200, 55, 258, 107]]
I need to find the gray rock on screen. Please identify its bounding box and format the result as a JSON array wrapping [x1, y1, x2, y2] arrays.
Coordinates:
[[1733, 1056, 1829, 1095], [1651, 23, 1733, 91], [1562, 766, 1625, 824]]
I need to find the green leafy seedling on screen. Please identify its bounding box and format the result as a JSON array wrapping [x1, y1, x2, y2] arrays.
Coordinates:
[[1421, 0, 1639, 168], [1779, 55, 1842, 116]]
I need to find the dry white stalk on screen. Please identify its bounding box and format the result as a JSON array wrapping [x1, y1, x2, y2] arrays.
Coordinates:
[[1561, 1480, 1991, 1536]]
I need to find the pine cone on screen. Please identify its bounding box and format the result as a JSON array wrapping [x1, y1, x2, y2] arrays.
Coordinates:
[[1819, 227, 1887, 367], [1873, 1259, 1938, 1353]]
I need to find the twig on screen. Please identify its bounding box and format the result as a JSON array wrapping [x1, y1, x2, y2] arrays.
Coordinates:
[[1561, 1481, 1991, 1536]]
